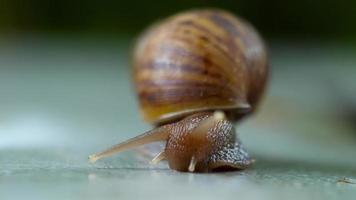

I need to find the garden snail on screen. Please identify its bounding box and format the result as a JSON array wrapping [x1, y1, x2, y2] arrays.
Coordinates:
[[89, 9, 268, 172]]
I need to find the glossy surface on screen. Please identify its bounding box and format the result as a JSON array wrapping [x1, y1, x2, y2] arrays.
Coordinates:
[[163, 112, 252, 172], [0, 36, 356, 199], [133, 9, 268, 123]]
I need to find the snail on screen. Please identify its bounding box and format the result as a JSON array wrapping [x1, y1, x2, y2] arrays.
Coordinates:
[[89, 9, 268, 172]]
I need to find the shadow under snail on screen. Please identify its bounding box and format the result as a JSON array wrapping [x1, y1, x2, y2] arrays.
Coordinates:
[[89, 9, 269, 172]]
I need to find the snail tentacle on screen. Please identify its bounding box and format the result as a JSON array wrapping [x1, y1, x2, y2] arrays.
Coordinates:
[[188, 156, 197, 172], [89, 125, 170, 163], [150, 151, 166, 165]]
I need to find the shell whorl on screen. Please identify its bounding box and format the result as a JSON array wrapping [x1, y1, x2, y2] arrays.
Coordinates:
[[133, 9, 268, 124]]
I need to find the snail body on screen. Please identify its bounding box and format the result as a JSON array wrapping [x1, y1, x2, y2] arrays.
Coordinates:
[[89, 9, 268, 172]]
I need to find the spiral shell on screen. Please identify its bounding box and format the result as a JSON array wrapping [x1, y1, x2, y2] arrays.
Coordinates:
[[133, 9, 268, 124]]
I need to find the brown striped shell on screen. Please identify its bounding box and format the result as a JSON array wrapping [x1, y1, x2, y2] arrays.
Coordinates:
[[133, 9, 268, 124]]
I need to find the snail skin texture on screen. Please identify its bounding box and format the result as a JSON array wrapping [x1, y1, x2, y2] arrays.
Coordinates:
[[89, 9, 268, 173]]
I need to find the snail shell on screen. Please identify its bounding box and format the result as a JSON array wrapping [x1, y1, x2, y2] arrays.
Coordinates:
[[133, 9, 268, 124], [89, 9, 268, 172]]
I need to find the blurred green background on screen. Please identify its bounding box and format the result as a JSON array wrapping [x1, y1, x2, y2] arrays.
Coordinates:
[[1, 1, 356, 200], [1, 0, 356, 40]]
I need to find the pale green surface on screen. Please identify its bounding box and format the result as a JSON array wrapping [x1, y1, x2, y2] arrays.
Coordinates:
[[0, 37, 356, 200]]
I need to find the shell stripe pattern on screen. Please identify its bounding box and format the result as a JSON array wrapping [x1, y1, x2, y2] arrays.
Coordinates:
[[133, 10, 267, 123]]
